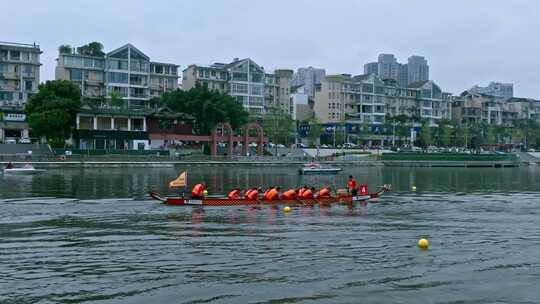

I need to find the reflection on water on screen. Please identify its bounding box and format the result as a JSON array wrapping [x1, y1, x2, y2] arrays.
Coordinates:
[[3, 165, 540, 199], [2, 166, 540, 303]]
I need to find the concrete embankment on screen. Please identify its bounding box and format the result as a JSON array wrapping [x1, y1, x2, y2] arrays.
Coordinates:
[[0, 159, 523, 168], [0, 160, 382, 168]]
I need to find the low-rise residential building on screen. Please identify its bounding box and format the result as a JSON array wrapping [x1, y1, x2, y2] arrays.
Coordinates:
[[451, 91, 540, 126], [0, 41, 42, 142], [183, 58, 293, 116], [56, 43, 179, 108], [265, 69, 293, 115], [313, 73, 451, 126]]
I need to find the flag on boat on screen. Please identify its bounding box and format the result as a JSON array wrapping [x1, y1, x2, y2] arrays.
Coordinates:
[[169, 171, 187, 188]]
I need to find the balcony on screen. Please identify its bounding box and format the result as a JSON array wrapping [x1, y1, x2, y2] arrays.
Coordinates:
[[0, 72, 20, 79]]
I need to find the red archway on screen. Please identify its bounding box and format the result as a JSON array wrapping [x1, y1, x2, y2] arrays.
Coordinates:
[[210, 122, 233, 157], [242, 122, 264, 156]]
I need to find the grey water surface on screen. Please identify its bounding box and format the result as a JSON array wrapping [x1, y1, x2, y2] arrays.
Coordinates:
[[1, 166, 540, 303]]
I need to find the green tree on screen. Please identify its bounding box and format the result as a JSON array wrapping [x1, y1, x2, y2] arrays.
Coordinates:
[[419, 122, 433, 147], [261, 108, 295, 145], [76, 42, 105, 57], [158, 85, 249, 134], [58, 44, 72, 54], [25, 80, 81, 147], [109, 91, 124, 108], [441, 123, 453, 147]]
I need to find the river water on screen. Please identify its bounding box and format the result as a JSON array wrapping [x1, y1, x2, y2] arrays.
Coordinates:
[[1, 165, 540, 303]]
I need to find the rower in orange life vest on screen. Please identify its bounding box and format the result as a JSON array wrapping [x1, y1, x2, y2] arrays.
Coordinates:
[[298, 185, 308, 197], [228, 188, 241, 199], [245, 187, 261, 200], [282, 188, 297, 199], [191, 183, 206, 199], [317, 187, 332, 198], [348, 175, 358, 195], [264, 187, 281, 201], [300, 187, 315, 199]]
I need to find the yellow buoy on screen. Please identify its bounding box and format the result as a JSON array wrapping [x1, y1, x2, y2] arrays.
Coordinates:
[[203, 190, 208, 196], [283, 206, 291, 213], [418, 238, 429, 250], [411, 186, 417, 192]]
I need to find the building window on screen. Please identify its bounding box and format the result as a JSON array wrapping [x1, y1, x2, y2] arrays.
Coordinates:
[[70, 69, 83, 81], [97, 116, 112, 130], [115, 117, 129, 131], [108, 72, 128, 83], [232, 72, 248, 81], [10, 51, 20, 61], [131, 118, 144, 131], [25, 80, 33, 91], [232, 83, 248, 94], [79, 116, 94, 130]]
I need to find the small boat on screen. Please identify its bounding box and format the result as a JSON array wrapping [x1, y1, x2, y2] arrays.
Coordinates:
[[299, 162, 342, 175], [2, 165, 44, 175], [149, 185, 390, 206]]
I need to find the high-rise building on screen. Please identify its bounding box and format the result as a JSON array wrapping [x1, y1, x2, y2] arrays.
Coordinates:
[[55, 43, 179, 108], [291, 67, 326, 98], [0, 41, 42, 142], [377, 54, 400, 82], [0, 41, 42, 106], [183, 58, 292, 116], [468, 82, 513, 98], [363, 62, 378, 75], [364, 53, 430, 87], [407, 55, 429, 84]]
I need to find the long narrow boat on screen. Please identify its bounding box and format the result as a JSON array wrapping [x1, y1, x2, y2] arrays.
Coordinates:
[[149, 185, 390, 206]]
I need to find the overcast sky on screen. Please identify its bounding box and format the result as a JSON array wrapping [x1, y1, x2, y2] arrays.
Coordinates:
[[4, 0, 540, 97]]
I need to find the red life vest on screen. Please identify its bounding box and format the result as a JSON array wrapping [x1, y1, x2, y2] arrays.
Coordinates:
[[192, 184, 204, 197], [318, 188, 331, 198], [301, 189, 314, 199], [282, 189, 296, 199], [265, 188, 279, 201], [228, 189, 241, 199], [245, 189, 258, 200]]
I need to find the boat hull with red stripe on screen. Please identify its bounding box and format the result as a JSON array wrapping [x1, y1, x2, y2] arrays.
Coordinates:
[[149, 187, 388, 206]]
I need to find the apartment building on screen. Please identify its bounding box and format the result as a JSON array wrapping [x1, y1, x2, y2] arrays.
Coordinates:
[[183, 58, 292, 116], [55, 43, 179, 108], [451, 91, 540, 126], [314, 73, 450, 126], [265, 69, 293, 115], [0, 41, 42, 106], [55, 43, 178, 149], [0, 41, 42, 142]]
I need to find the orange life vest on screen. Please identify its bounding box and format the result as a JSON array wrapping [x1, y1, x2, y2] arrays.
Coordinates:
[[298, 187, 307, 197], [265, 188, 279, 201], [301, 189, 314, 199], [282, 189, 296, 199], [246, 189, 259, 200], [228, 189, 241, 199], [192, 184, 204, 197], [318, 188, 331, 198]]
